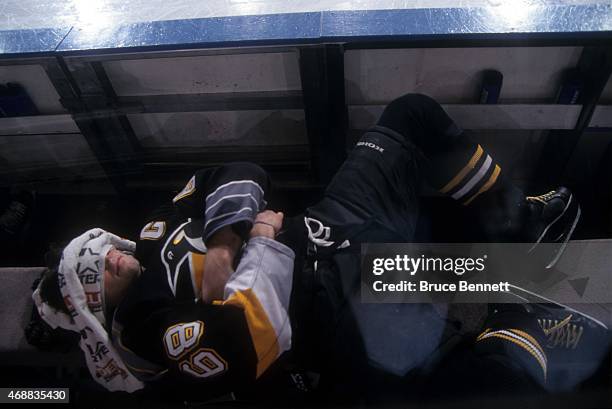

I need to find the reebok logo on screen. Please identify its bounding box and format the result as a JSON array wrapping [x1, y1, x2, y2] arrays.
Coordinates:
[[357, 141, 384, 153]]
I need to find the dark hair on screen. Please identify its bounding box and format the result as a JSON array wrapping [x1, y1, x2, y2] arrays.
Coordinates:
[[37, 243, 70, 315], [27, 242, 81, 352]]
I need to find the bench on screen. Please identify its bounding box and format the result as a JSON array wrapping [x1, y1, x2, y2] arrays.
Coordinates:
[[0, 267, 82, 366]]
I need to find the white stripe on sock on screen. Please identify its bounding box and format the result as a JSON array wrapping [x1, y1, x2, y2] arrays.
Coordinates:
[[452, 155, 492, 200]]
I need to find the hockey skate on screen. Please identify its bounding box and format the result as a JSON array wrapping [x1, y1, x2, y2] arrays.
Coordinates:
[[524, 187, 581, 269], [489, 285, 610, 391]]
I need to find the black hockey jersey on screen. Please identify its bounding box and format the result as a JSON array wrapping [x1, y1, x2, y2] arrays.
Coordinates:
[[110, 165, 294, 400]]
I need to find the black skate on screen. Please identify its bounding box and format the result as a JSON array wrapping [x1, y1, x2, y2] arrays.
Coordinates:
[[490, 285, 611, 392], [525, 187, 581, 268]]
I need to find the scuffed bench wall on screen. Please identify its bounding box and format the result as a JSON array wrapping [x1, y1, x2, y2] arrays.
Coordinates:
[[0, 267, 81, 366]]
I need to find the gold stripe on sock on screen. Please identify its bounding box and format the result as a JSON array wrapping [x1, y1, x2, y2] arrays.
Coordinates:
[[480, 333, 547, 380], [477, 328, 492, 341], [440, 145, 484, 194], [462, 164, 501, 206], [509, 329, 546, 358]]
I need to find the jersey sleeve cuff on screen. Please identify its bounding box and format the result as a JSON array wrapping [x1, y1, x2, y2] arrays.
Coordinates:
[[247, 236, 295, 259]]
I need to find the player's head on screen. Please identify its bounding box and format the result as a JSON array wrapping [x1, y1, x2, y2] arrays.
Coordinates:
[[35, 228, 141, 326], [33, 228, 146, 392]]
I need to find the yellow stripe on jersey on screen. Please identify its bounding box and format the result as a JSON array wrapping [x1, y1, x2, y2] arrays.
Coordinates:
[[173, 231, 185, 245], [462, 164, 501, 206], [224, 289, 279, 378], [440, 145, 484, 194]]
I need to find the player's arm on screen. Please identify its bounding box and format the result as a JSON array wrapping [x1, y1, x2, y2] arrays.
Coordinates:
[[201, 226, 242, 303], [221, 212, 294, 378], [172, 163, 270, 241], [172, 169, 240, 303], [172, 163, 272, 303], [202, 210, 284, 302]]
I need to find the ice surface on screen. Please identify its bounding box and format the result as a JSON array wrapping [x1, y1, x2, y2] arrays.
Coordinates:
[[0, 0, 608, 30]]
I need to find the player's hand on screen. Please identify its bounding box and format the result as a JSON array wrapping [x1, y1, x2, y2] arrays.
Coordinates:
[[250, 210, 284, 239]]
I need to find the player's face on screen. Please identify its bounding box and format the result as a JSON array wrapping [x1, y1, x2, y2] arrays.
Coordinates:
[[104, 248, 141, 307]]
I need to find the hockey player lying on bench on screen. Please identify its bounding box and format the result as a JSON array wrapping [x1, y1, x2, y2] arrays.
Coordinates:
[[33, 94, 608, 404]]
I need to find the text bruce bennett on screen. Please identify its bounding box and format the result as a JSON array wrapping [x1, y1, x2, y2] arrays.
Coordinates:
[[372, 280, 510, 292]]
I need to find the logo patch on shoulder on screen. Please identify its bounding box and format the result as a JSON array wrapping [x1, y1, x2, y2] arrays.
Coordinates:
[[356, 141, 385, 153], [173, 175, 196, 203], [140, 221, 166, 240]]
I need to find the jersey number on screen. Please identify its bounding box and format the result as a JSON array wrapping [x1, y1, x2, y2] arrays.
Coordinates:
[[164, 322, 228, 379], [164, 321, 204, 359], [180, 348, 228, 379]]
